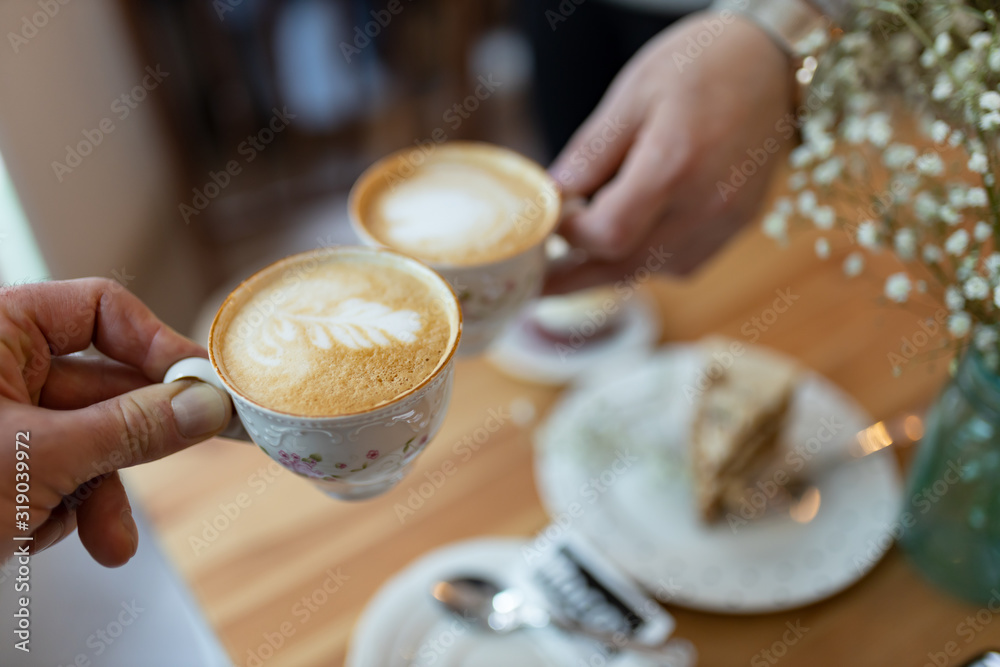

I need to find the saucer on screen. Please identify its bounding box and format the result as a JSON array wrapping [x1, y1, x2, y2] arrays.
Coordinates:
[[486, 291, 660, 386], [533, 343, 903, 613], [346, 539, 695, 667]]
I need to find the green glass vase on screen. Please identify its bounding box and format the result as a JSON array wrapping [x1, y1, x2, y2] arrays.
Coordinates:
[[900, 349, 1000, 604]]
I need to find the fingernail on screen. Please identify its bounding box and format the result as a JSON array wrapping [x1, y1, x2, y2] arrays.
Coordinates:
[[171, 383, 229, 438], [33, 519, 62, 553], [121, 510, 138, 552]]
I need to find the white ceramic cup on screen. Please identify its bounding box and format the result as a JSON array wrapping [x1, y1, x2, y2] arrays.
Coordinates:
[[164, 246, 463, 501], [349, 142, 575, 356]]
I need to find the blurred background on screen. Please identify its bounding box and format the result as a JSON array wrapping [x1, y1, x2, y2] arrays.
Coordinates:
[[0, 0, 698, 340]]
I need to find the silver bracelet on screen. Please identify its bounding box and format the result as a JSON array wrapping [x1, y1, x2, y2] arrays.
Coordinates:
[[710, 0, 830, 57]]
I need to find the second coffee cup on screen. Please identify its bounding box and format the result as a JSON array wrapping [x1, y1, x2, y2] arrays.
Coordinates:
[[349, 141, 562, 355]]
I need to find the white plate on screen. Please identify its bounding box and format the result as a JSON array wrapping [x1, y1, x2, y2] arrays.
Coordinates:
[[486, 292, 660, 386], [533, 343, 903, 614], [348, 540, 565, 667], [347, 539, 695, 667]]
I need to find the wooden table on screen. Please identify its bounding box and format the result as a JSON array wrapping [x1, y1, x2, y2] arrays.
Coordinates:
[[127, 216, 1000, 666]]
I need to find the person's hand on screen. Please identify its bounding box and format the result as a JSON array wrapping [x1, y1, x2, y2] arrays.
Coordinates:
[[0, 279, 232, 567], [546, 12, 794, 293]]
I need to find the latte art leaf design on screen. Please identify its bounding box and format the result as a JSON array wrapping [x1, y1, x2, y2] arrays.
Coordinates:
[[291, 298, 421, 350], [247, 298, 422, 365]]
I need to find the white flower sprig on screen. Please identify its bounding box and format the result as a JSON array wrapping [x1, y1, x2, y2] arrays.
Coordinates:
[[764, 1, 1000, 363]]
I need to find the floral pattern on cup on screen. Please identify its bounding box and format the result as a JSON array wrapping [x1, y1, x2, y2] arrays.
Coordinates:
[[401, 434, 431, 464], [229, 361, 454, 497], [278, 450, 326, 479], [455, 268, 541, 320]]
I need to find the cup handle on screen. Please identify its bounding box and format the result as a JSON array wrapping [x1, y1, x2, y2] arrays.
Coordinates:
[[164, 357, 251, 442]]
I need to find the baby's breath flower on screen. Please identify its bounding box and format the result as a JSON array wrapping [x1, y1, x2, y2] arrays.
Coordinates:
[[795, 28, 829, 55], [923, 244, 943, 263], [946, 228, 970, 256], [857, 220, 880, 249], [981, 111, 1000, 131], [948, 187, 967, 209], [843, 252, 864, 277], [866, 113, 892, 147], [975, 325, 998, 352], [914, 192, 938, 222], [894, 228, 917, 260], [932, 74, 954, 100], [812, 157, 843, 185], [762, 212, 787, 242], [789, 145, 815, 169], [815, 237, 830, 259], [812, 206, 835, 229], [839, 33, 868, 53], [970, 33, 993, 52], [930, 120, 951, 143], [974, 221, 993, 243], [990, 48, 1000, 71], [969, 152, 989, 173], [788, 172, 808, 190], [940, 205, 962, 226], [797, 190, 818, 214], [921, 49, 938, 68], [994, 284, 1000, 308], [949, 312, 972, 338], [967, 187, 989, 207], [945, 285, 965, 311], [892, 174, 917, 200], [957, 256, 977, 281], [916, 152, 944, 175], [965, 275, 991, 300], [954, 51, 979, 81], [934, 32, 952, 56], [986, 252, 1000, 275], [883, 144, 917, 169], [847, 93, 874, 114], [811, 109, 835, 131], [885, 273, 911, 303], [981, 91, 1000, 111], [809, 132, 835, 160], [771, 198, 792, 217], [843, 116, 868, 144]]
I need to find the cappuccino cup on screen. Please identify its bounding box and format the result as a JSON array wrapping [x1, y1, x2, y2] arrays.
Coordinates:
[[164, 245, 462, 501], [349, 142, 567, 355]]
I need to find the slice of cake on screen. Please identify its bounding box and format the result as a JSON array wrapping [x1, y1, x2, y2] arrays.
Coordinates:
[[690, 339, 798, 522]]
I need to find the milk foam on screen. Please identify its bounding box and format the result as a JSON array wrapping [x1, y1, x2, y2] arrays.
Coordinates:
[[216, 253, 454, 416], [242, 287, 422, 368], [377, 164, 523, 261], [359, 147, 558, 266]]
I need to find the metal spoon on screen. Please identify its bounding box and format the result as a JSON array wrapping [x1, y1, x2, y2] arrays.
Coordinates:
[[741, 410, 927, 522], [431, 576, 680, 657]]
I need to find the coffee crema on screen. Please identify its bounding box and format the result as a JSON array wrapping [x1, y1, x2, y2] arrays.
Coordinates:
[[212, 248, 458, 417], [351, 143, 560, 267]]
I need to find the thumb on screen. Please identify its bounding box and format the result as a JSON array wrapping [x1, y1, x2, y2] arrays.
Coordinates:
[[60, 380, 232, 473]]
